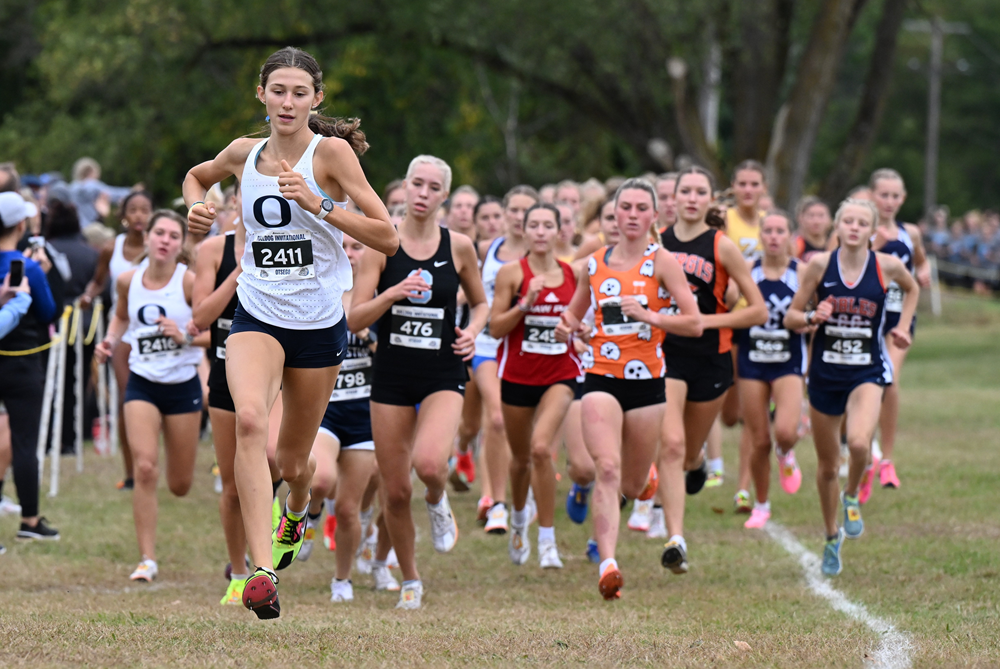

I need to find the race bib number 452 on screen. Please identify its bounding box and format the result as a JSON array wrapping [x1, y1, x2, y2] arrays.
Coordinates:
[[250, 230, 314, 281], [390, 305, 444, 350], [822, 325, 873, 365]]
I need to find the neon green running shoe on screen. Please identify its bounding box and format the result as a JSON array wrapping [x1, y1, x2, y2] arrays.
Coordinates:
[[220, 577, 246, 605], [271, 496, 281, 532], [272, 502, 308, 570]]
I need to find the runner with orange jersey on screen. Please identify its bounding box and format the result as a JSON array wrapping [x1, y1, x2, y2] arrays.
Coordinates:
[[556, 178, 701, 601]]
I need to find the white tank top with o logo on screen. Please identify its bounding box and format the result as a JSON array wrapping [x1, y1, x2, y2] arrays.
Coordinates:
[[237, 134, 351, 329], [126, 264, 202, 384]]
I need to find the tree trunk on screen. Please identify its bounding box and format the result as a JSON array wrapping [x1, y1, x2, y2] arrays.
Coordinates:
[[819, 0, 909, 203], [730, 0, 794, 164], [768, 0, 866, 209]]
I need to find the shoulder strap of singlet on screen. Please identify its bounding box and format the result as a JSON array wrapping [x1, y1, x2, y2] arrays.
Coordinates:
[[603, 245, 614, 265], [298, 133, 323, 170], [873, 252, 887, 291], [113, 233, 125, 257], [559, 259, 575, 284], [487, 235, 505, 261]]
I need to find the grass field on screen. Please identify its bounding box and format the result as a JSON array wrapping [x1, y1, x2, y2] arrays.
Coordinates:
[[1, 292, 998, 667]]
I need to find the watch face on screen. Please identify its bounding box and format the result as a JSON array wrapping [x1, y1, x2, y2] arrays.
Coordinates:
[[322, 199, 334, 213]]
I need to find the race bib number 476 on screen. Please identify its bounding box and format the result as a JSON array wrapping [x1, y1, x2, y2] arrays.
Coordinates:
[[389, 305, 444, 350]]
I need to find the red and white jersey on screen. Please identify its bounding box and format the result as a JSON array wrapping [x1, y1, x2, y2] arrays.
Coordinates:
[[497, 258, 581, 386]]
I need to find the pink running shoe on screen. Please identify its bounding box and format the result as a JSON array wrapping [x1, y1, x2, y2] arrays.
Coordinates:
[[857, 456, 879, 506], [777, 450, 802, 495], [744, 507, 771, 529], [879, 460, 900, 489]]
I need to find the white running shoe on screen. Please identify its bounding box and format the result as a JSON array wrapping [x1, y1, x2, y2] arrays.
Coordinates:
[[330, 578, 354, 603], [372, 564, 400, 591], [627, 499, 653, 532], [484, 503, 509, 534], [526, 488, 538, 525], [646, 506, 667, 539], [396, 580, 423, 609], [839, 438, 850, 478], [0, 496, 21, 516], [427, 492, 458, 553], [871, 437, 883, 461], [355, 529, 377, 574], [213, 475, 223, 494], [359, 506, 374, 544], [129, 559, 157, 582], [538, 540, 563, 569], [508, 522, 530, 565], [297, 515, 320, 562], [387, 548, 400, 569]]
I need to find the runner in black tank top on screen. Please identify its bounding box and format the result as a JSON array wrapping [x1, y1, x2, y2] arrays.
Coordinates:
[[192, 219, 284, 608], [349, 155, 488, 609]]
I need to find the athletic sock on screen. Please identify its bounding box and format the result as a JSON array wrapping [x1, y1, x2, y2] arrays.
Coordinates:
[[598, 557, 618, 575], [668, 534, 687, 552], [707, 457, 724, 473], [754, 500, 771, 512], [372, 560, 387, 569], [307, 510, 322, 521], [511, 506, 528, 527], [0, 479, 5, 497], [538, 526, 555, 544], [325, 499, 336, 516], [402, 579, 420, 587], [271, 479, 282, 498], [826, 533, 839, 543], [286, 503, 308, 521], [231, 572, 249, 581], [653, 503, 662, 510], [775, 446, 786, 459]]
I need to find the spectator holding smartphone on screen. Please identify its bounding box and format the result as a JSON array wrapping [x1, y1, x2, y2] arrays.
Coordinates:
[[0, 191, 59, 542]]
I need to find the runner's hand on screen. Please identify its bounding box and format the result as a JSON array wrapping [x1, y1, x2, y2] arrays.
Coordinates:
[[278, 160, 321, 214], [620, 296, 648, 322], [94, 338, 114, 363], [524, 275, 546, 308], [386, 273, 431, 302], [155, 316, 185, 346], [452, 326, 476, 360], [555, 312, 577, 343], [888, 326, 912, 350], [813, 296, 834, 324], [188, 202, 216, 235]]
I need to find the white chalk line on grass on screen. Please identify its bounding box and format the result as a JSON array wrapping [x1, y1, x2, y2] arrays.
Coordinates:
[[765, 521, 914, 669]]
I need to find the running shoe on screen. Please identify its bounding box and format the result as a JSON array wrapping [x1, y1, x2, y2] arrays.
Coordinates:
[[565, 483, 591, 524], [838, 436, 849, 478], [220, 577, 246, 605], [858, 463, 876, 505], [646, 506, 667, 539], [212, 461, 222, 494], [271, 496, 281, 532], [323, 514, 337, 551], [485, 502, 509, 535], [355, 532, 376, 575], [733, 490, 752, 514], [871, 436, 883, 460], [797, 399, 812, 438], [0, 495, 22, 516], [116, 478, 134, 491], [427, 492, 459, 552], [373, 564, 401, 591], [879, 460, 900, 489], [243, 567, 280, 619], [359, 505, 373, 542], [476, 496, 494, 525], [271, 504, 307, 570], [224, 556, 252, 581], [16, 517, 59, 541], [743, 506, 771, 529], [638, 463, 659, 501], [685, 458, 708, 495], [598, 561, 623, 600], [129, 559, 157, 582], [704, 470, 724, 488], [330, 578, 354, 603], [396, 580, 423, 609], [842, 492, 864, 539], [627, 499, 653, 532], [661, 539, 688, 574], [821, 529, 844, 576], [508, 521, 530, 565], [585, 539, 600, 564], [387, 548, 400, 569], [298, 514, 321, 562], [777, 450, 802, 494], [526, 488, 538, 525], [539, 541, 563, 569], [449, 451, 475, 492], [0, 544, 5, 555]]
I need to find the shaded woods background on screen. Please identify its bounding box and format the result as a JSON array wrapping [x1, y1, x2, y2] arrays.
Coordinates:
[[1, 0, 998, 219]]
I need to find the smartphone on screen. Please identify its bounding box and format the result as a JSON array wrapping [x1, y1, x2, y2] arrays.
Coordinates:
[[8, 259, 24, 286], [28, 235, 45, 251]]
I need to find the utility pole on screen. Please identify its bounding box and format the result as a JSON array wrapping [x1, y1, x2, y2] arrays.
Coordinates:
[[904, 17, 969, 217]]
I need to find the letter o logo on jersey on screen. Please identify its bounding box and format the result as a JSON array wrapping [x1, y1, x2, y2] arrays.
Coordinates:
[[407, 269, 434, 305], [136, 304, 167, 325], [253, 195, 292, 229], [588, 257, 597, 276], [598, 278, 621, 297]]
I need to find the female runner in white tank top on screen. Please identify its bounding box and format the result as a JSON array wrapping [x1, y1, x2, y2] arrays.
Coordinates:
[[183, 47, 397, 620], [95, 211, 208, 582], [82, 190, 154, 490]]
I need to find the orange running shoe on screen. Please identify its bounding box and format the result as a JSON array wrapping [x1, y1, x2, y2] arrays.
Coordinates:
[[598, 561, 623, 600], [638, 463, 659, 501], [323, 514, 337, 551]]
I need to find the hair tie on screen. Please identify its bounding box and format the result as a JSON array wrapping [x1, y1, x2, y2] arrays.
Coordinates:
[[265, 115, 270, 122]]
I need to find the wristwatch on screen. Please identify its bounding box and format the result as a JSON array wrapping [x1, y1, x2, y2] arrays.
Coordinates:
[[805, 310, 816, 325], [315, 198, 335, 222]]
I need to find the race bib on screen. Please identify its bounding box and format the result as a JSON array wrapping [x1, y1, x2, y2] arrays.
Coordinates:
[[389, 305, 444, 350], [250, 230, 314, 281], [215, 317, 232, 360], [822, 325, 873, 365], [599, 295, 651, 336], [748, 326, 791, 364], [885, 282, 903, 313], [134, 325, 181, 361], [329, 355, 372, 402], [522, 315, 566, 355]]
